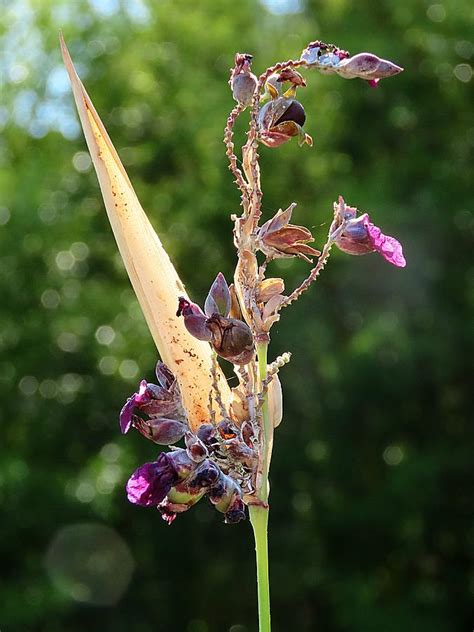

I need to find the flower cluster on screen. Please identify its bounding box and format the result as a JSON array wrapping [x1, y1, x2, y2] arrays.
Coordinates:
[[116, 38, 405, 527], [177, 272, 255, 365]]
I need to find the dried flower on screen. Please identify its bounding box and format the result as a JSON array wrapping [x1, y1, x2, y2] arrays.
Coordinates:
[[258, 97, 313, 148], [333, 196, 406, 267], [119, 361, 187, 445], [230, 53, 258, 107], [258, 203, 321, 262], [205, 313, 255, 365]]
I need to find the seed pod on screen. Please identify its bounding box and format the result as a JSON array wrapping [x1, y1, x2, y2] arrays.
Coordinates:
[[230, 53, 258, 107], [205, 314, 255, 365]]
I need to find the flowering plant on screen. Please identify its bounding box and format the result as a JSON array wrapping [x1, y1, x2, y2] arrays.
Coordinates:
[[61, 34, 404, 631]]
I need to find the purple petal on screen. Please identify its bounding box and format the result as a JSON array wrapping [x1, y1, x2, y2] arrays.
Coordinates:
[[119, 397, 136, 434], [365, 219, 406, 267], [135, 418, 188, 445], [126, 453, 178, 506]]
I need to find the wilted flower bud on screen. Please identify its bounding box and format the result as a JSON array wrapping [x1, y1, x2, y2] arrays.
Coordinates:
[[177, 297, 211, 341], [333, 196, 406, 267], [197, 423, 218, 445], [257, 278, 285, 303], [205, 313, 255, 365], [185, 431, 209, 462], [264, 69, 306, 100], [134, 416, 188, 445], [209, 472, 245, 523], [337, 52, 403, 85], [230, 53, 258, 107], [258, 203, 321, 262], [186, 459, 221, 490], [119, 362, 185, 436], [258, 97, 312, 148]]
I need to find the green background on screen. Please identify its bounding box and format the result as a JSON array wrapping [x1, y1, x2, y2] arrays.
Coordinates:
[[1, 0, 473, 630]]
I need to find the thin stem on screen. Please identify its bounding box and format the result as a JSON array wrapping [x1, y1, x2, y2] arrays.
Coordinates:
[[249, 504, 271, 632], [256, 340, 271, 502]]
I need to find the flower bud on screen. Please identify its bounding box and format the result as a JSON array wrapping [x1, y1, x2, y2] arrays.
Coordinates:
[[205, 314, 255, 365], [134, 417, 187, 445], [204, 272, 231, 318], [230, 53, 258, 107], [337, 52, 403, 82], [176, 297, 211, 341]]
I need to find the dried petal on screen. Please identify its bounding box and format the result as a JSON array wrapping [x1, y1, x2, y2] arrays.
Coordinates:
[[257, 277, 285, 303], [259, 205, 320, 262]]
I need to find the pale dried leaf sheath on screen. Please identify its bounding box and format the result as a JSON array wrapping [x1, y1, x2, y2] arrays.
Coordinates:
[[60, 36, 231, 430]]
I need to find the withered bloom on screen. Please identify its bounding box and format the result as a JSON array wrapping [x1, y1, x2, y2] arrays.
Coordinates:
[[333, 196, 406, 267], [258, 203, 321, 263], [205, 313, 255, 365], [258, 97, 313, 148], [177, 273, 254, 365], [230, 53, 258, 107], [119, 361, 187, 444]]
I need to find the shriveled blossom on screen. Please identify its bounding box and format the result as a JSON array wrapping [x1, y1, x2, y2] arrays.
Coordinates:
[[332, 196, 406, 267], [258, 96, 312, 148], [63, 33, 406, 631], [258, 203, 321, 263]]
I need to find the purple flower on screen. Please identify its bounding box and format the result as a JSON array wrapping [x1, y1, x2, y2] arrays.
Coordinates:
[[119, 362, 185, 438], [119, 379, 151, 434], [126, 453, 179, 506], [333, 196, 406, 268]]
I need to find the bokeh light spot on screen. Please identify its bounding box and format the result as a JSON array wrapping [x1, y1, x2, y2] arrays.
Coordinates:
[[383, 445, 405, 466], [45, 523, 134, 606]]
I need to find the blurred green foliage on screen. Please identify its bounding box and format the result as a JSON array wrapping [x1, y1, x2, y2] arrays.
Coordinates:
[[1, 0, 473, 630]]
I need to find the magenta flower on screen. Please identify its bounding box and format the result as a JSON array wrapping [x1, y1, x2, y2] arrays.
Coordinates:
[[333, 196, 406, 268], [126, 453, 180, 506]]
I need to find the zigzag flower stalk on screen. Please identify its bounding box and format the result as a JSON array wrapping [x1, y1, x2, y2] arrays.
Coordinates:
[[62, 35, 405, 631]]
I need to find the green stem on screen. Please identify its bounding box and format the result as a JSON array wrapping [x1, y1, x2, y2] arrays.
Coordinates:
[[248, 340, 272, 631], [249, 504, 271, 632]]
